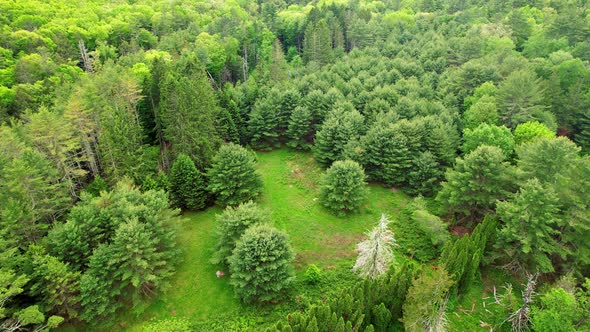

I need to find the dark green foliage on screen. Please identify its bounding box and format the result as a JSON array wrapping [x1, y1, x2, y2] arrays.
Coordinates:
[[495, 179, 563, 273], [211, 201, 270, 266], [305, 264, 322, 284], [496, 70, 547, 129], [159, 57, 222, 169], [229, 225, 294, 304], [437, 145, 515, 222], [314, 106, 365, 168], [319, 160, 367, 216], [303, 19, 333, 66], [169, 154, 207, 211], [207, 143, 263, 207], [83, 175, 108, 197], [248, 89, 282, 150], [287, 106, 314, 151], [517, 137, 579, 184], [406, 151, 442, 196]]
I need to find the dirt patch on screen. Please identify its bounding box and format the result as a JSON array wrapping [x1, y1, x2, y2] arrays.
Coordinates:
[[293, 233, 364, 269], [287, 158, 319, 191], [450, 225, 472, 237]]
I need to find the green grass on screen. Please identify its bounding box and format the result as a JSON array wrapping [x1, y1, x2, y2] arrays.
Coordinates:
[[105, 149, 409, 331]]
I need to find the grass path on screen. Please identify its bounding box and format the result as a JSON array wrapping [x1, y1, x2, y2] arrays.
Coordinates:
[[115, 149, 409, 331]]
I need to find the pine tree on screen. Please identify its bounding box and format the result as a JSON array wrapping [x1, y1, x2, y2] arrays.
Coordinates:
[[319, 160, 367, 216], [352, 215, 398, 280], [314, 107, 365, 168], [436, 145, 515, 221], [229, 225, 294, 304], [248, 89, 282, 150], [303, 19, 333, 66], [406, 151, 442, 196], [207, 143, 263, 206], [287, 106, 314, 150], [211, 201, 270, 266], [169, 154, 207, 211], [497, 70, 546, 129], [403, 267, 454, 332]]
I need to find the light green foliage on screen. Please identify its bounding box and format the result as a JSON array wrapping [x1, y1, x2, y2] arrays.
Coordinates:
[[462, 124, 515, 157], [514, 121, 555, 145], [144, 317, 193, 332], [495, 178, 562, 273], [437, 145, 515, 220], [319, 160, 367, 216], [409, 197, 449, 248], [229, 225, 294, 304], [531, 288, 585, 332], [170, 154, 207, 211], [314, 107, 365, 168], [211, 201, 270, 266], [207, 143, 263, 206], [305, 264, 322, 284], [403, 267, 454, 332]]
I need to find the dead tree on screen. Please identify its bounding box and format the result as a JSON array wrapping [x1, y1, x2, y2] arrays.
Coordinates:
[[78, 39, 93, 73], [507, 272, 539, 332]]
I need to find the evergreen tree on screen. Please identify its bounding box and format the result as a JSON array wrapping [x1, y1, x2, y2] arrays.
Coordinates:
[[248, 89, 282, 150], [159, 57, 221, 169], [352, 214, 398, 280], [496, 70, 546, 129], [287, 106, 314, 150], [319, 160, 367, 216], [314, 107, 365, 168], [169, 154, 207, 211], [436, 145, 515, 221], [495, 179, 563, 273], [406, 151, 442, 196], [207, 143, 263, 206], [403, 267, 454, 332], [517, 137, 580, 184], [211, 201, 270, 266], [229, 225, 294, 304], [303, 19, 333, 66]]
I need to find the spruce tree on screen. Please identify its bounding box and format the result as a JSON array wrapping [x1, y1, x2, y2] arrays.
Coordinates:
[[229, 225, 294, 304], [286, 106, 314, 150], [314, 107, 365, 168], [169, 154, 207, 211], [207, 143, 263, 206], [248, 89, 282, 150], [319, 160, 367, 216]]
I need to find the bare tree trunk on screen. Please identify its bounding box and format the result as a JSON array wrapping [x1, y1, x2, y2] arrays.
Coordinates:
[[507, 272, 539, 332], [242, 42, 249, 82], [78, 39, 93, 73]]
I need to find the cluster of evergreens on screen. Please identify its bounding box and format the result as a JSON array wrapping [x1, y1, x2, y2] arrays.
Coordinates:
[[1, 0, 590, 331]]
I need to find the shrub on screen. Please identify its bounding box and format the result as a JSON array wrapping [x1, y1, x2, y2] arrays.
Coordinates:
[[304, 264, 322, 284]]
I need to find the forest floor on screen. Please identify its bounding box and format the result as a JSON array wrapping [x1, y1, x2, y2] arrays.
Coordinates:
[[115, 149, 410, 331]]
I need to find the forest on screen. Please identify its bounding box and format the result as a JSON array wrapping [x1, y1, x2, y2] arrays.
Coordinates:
[[0, 0, 589, 331]]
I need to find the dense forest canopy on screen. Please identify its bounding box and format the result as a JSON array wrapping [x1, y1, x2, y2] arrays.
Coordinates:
[[1, 0, 589, 331]]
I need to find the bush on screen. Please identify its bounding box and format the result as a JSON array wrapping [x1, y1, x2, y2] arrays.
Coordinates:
[[144, 317, 192, 332], [229, 225, 294, 304], [304, 264, 322, 284], [207, 143, 263, 206], [319, 160, 367, 216]]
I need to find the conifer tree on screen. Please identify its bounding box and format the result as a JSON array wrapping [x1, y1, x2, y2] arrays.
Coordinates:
[[287, 106, 314, 150], [319, 160, 367, 216], [497, 70, 546, 128], [248, 89, 282, 150], [303, 19, 333, 66], [352, 215, 398, 280], [211, 201, 270, 266], [207, 143, 263, 206], [407, 151, 442, 196], [169, 154, 207, 211], [229, 225, 294, 304], [314, 107, 365, 168]]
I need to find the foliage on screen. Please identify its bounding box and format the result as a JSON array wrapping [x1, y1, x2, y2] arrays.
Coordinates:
[[170, 154, 208, 211], [229, 225, 295, 304], [513, 121, 555, 145], [314, 106, 365, 168], [403, 266, 454, 332], [319, 160, 367, 216], [211, 201, 270, 266], [144, 317, 193, 332], [305, 264, 323, 284], [207, 143, 263, 207], [462, 124, 515, 157]]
